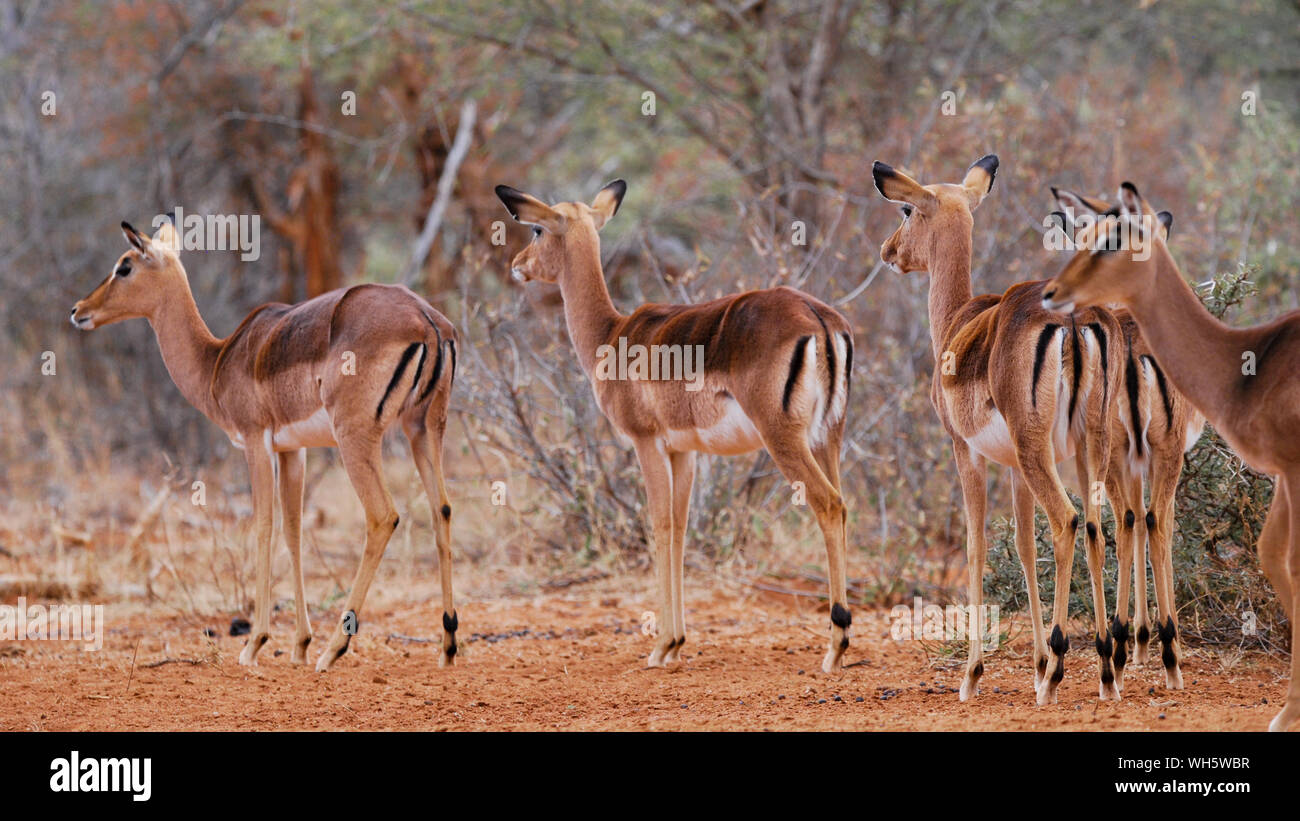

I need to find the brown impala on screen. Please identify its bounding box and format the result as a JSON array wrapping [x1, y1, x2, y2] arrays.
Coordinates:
[[71, 217, 460, 672], [873, 155, 1123, 705], [495, 180, 856, 672], [1043, 181, 1300, 731]]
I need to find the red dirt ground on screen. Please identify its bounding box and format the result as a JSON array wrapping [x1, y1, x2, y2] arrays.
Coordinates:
[[0, 585, 1287, 731]]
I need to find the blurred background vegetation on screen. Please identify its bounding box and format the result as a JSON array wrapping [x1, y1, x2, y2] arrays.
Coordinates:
[[0, 0, 1296, 650]]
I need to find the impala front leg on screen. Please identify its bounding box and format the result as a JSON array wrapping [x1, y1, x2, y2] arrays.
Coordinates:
[[634, 440, 677, 668], [279, 449, 313, 664], [953, 442, 988, 701], [662, 451, 696, 664], [239, 438, 276, 666]]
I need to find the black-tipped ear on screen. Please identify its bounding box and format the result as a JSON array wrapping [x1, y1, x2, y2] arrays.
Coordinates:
[[598, 179, 626, 217], [495, 185, 526, 220], [968, 154, 998, 189], [121, 221, 147, 253], [1156, 210, 1173, 239], [870, 161, 895, 199], [1118, 181, 1143, 216], [590, 179, 626, 229]]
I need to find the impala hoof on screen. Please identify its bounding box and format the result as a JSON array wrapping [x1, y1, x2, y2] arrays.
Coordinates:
[[238, 633, 268, 666]]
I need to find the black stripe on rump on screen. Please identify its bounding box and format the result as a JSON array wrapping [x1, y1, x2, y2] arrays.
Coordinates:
[[783, 336, 812, 414], [1087, 321, 1108, 408], [1126, 352, 1143, 458], [1141, 354, 1174, 430], [1067, 318, 1083, 422], [418, 326, 446, 405], [376, 342, 422, 420], [1030, 324, 1061, 408], [841, 332, 853, 403]]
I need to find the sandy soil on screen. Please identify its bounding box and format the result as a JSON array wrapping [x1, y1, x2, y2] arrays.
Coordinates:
[[0, 583, 1286, 731]]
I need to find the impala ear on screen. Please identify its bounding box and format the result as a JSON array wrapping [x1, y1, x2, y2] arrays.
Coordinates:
[[1156, 210, 1173, 241], [871, 161, 937, 216], [1051, 186, 1100, 221], [961, 154, 998, 210], [121, 221, 153, 258], [494, 185, 569, 234], [589, 179, 627, 230], [152, 211, 181, 254], [1118, 181, 1147, 217]]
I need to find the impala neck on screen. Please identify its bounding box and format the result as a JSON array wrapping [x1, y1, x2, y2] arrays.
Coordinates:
[[926, 232, 974, 359], [557, 232, 621, 377], [1121, 248, 1247, 431], [146, 277, 222, 421]]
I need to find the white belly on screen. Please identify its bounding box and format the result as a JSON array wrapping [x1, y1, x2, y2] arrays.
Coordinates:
[[965, 409, 1018, 466], [272, 408, 337, 450], [664, 399, 764, 455]]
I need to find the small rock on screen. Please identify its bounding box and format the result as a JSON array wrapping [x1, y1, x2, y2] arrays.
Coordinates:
[[1158, 713, 1166, 720], [817, 699, 827, 704], [372, 676, 387, 685], [229, 617, 251, 637]]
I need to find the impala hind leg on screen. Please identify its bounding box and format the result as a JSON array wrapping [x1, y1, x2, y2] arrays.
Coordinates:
[[1010, 469, 1049, 690], [662, 451, 696, 665], [279, 449, 313, 664], [950, 442, 989, 700], [239, 442, 276, 666], [1106, 469, 1140, 692], [634, 440, 677, 668], [405, 406, 458, 667], [1076, 452, 1119, 701], [1016, 443, 1079, 706], [1147, 468, 1183, 690], [1267, 477, 1298, 732], [762, 428, 849, 673], [316, 436, 400, 672]]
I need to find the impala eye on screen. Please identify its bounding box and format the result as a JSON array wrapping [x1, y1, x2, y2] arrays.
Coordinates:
[[901, 205, 913, 218], [115, 260, 132, 276], [531, 226, 542, 239]]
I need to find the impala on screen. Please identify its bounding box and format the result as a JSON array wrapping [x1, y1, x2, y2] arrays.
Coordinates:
[[494, 180, 856, 672], [873, 155, 1122, 705], [1043, 181, 1300, 731], [71, 218, 460, 671], [1050, 187, 1203, 691]]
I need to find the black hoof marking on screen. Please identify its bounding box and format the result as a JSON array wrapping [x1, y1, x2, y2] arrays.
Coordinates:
[[441, 504, 452, 520], [970, 660, 984, 681], [839, 637, 849, 651], [1145, 510, 1157, 530], [1036, 656, 1048, 676], [1137, 623, 1150, 647], [1111, 617, 1129, 669], [1086, 521, 1098, 541], [830, 603, 852, 629], [445, 641, 457, 659], [676, 636, 686, 650], [1123, 510, 1135, 529], [1048, 625, 1068, 684], [1158, 617, 1178, 670], [337, 633, 352, 659], [298, 635, 312, 650], [443, 610, 459, 635], [253, 633, 268, 651], [1095, 632, 1113, 660]]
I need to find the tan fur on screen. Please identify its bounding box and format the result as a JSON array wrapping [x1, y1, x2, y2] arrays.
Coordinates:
[[496, 181, 856, 672], [72, 219, 460, 671], [1044, 181, 1300, 730], [874, 156, 1123, 704]]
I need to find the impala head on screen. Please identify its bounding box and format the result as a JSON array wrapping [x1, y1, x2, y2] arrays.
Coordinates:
[[871, 154, 998, 274], [1041, 181, 1174, 313], [71, 218, 185, 330], [493, 180, 627, 284]]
